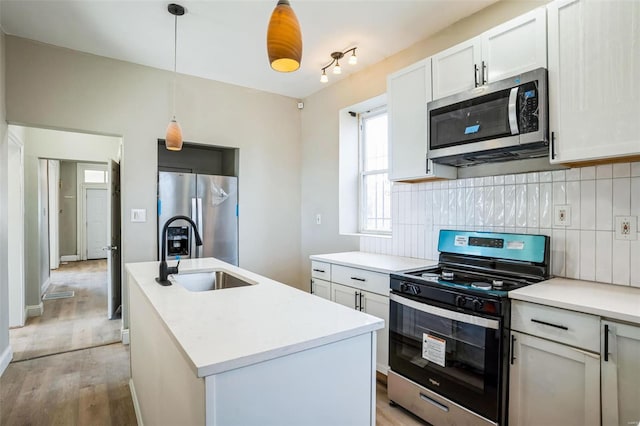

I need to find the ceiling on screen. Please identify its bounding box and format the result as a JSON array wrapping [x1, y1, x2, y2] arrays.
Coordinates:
[[0, 0, 498, 99]]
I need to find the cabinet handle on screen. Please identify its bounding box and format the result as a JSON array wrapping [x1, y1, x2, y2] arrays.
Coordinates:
[[350, 276, 366, 282], [604, 324, 609, 362], [551, 132, 556, 160], [425, 155, 430, 174], [510, 334, 516, 365], [359, 293, 364, 311], [310, 279, 314, 294], [354, 292, 360, 310], [419, 393, 449, 412], [482, 61, 487, 84], [312, 268, 325, 273], [531, 318, 568, 330], [474, 64, 479, 87]]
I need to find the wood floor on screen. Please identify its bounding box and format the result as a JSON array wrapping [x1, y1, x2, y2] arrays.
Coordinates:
[[10, 260, 121, 361]]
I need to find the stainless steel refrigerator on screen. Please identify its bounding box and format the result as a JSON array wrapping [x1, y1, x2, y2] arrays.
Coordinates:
[[158, 171, 238, 265]]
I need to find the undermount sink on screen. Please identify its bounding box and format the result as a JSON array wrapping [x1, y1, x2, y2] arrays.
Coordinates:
[[171, 270, 256, 292]]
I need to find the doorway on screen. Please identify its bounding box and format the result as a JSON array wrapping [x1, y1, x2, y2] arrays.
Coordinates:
[[7, 125, 123, 361]]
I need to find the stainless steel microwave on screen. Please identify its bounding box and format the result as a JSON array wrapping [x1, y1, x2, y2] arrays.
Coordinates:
[[428, 68, 548, 167]]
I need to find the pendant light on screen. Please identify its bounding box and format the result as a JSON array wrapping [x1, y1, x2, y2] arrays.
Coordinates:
[[267, 0, 302, 72], [165, 3, 185, 151]]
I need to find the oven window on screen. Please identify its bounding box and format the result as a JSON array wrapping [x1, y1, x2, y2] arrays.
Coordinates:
[[389, 297, 502, 422]]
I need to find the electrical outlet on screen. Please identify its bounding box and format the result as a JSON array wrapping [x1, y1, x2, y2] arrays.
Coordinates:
[[554, 205, 571, 227], [615, 216, 637, 240], [316, 214, 322, 225]]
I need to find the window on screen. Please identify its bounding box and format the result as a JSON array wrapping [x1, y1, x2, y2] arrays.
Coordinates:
[[359, 109, 391, 234], [83, 169, 108, 184]]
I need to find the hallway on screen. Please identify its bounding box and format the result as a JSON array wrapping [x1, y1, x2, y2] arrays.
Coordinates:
[[10, 260, 121, 362]]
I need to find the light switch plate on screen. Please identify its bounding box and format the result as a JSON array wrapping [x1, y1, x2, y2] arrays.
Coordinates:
[[615, 216, 637, 240], [554, 205, 571, 227], [131, 209, 147, 223]]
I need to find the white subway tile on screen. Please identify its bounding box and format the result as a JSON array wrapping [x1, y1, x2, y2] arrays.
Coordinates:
[[566, 168, 581, 181], [505, 185, 516, 227], [475, 187, 485, 226], [596, 164, 613, 179], [392, 226, 399, 256], [504, 174, 516, 185], [449, 180, 457, 189], [424, 182, 433, 190], [565, 230, 580, 279], [457, 178, 465, 188], [516, 184, 528, 227], [527, 172, 539, 183], [494, 175, 505, 185], [595, 179, 613, 231], [580, 231, 596, 281], [552, 229, 566, 277], [448, 189, 456, 226], [494, 186, 505, 227], [474, 177, 485, 187], [580, 180, 596, 230], [527, 184, 539, 228], [485, 186, 495, 227], [456, 188, 465, 226], [418, 191, 426, 225], [411, 225, 418, 258], [613, 163, 631, 178], [540, 171, 552, 182], [552, 170, 566, 182], [552, 181, 566, 206], [441, 189, 449, 226], [631, 239, 640, 288], [515, 227, 527, 235], [484, 176, 494, 187], [424, 229, 433, 260], [631, 162, 640, 177], [464, 178, 473, 188], [581, 166, 596, 180], [540, 183, 553, 228], [566, 181, 581, 229], [466, 187, 475, 226], [595, 231, 613, 284], [613, 178, 631, 217], [631, 177, 640, 219], [417, 225, 425, 258], [612, 239, 630, 286], [441, 181, 449, 190], [516, 174, 527, 184], [432, 190, 441, 226], [392, 191, 400, 226]]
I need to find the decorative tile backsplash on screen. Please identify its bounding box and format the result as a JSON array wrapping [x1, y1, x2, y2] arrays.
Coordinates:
[[360, 162, 640, 288]]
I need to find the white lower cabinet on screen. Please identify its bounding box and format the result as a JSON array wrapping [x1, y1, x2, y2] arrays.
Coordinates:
[[508, 331, 600, 426], [601, 321, 640, 426], [331, 282, 390, 374], [310, 278, 331, 300]]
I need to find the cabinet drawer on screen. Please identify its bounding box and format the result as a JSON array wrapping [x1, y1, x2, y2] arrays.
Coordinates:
[[331, 265, 389, 296], [311, 261, 331, 281], [511, 301, 600, 353]]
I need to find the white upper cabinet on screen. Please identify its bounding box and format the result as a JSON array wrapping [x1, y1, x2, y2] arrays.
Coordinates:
[[432, 7, 547, 101], [548, 0, 640, 164], [387, 58, 456, 182]]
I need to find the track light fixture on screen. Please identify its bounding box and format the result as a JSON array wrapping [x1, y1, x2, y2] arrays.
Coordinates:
[[320, 47, 357, 83]]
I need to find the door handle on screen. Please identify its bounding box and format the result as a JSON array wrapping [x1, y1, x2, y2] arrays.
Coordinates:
[[482, 61, 487, 84], [474, 64, 479, 87], [354, 292, 360, 310], [510, 334, 516, 365], [103, 245, 118, 251], [359, 293, 364, 311], [604, 324, 609, 362]]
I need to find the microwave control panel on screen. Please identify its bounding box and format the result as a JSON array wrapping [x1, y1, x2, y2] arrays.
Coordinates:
[[518, 81, 539, 134]]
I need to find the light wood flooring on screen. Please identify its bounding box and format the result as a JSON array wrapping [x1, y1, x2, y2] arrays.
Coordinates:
[[10, 260, 121, 361]]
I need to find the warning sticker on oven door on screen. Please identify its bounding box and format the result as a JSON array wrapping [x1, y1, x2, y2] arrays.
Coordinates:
[[422, 334, 446, 367]]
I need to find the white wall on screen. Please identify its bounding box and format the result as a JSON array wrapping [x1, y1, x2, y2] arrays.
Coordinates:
[[6, 37, 303, 330], [299, 0, 548, 289]]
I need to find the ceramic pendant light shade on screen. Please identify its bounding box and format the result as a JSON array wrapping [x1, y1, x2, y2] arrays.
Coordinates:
[[165, 118, 183, 151], [267, 0, 302, 72]]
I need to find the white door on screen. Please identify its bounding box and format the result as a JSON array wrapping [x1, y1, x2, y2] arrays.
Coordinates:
[[8, 133, 25, 327], [548, 0, 640, 163], [509, 331, 600, 426], [86, 188, 108, 259], [602, 321, 640, 426], [310, 278, 331, 300], [106, 160, 121, 320], [432, 37, 481, 100], [360, 290, 389, 374], [331, 282, 357, 310], [48, 159, 60, 270]]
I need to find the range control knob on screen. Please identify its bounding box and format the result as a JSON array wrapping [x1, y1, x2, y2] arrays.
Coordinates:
[[455, 295, 466, 307], [472, 299, 484, 311]]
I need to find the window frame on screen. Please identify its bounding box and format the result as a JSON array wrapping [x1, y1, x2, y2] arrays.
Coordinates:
[[358, 106, 391, 235]]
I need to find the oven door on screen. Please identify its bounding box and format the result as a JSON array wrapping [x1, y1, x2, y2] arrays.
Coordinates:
[[389, 292, 503, 422]]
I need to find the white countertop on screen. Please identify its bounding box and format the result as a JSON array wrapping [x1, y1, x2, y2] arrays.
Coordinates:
[[310, 251, 438, 273], [509, 278, 640, 324], [126, 258, 383, 378]]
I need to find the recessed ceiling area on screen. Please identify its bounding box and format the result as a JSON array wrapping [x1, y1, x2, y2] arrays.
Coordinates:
[[0, 0, 498, 99]]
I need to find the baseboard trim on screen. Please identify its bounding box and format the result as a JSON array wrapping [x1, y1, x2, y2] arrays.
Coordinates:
[[26, 302, 43, 317], [41, 277, 51, 294], [121, 328, 130, 345], [60, 255, 79, 262], [129, 379, 144, 426], [0, 345, 13, 377]]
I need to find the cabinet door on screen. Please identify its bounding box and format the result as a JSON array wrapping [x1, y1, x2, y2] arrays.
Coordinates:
[[310, 278, 331, 300], [602, 321, 640, 426], [432, 37, 481, 100], [330, 282, 357, 310], [509, 331, 600, 426], [360, 290, 389, 374], [481, 7, 547, 83], [548, 0, 640, 163]]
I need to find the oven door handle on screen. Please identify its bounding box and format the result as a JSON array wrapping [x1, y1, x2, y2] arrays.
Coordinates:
[[419, 393, 450, 412], [390, 293, 500, 330]]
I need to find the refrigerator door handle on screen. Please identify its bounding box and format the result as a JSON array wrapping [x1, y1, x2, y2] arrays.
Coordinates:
[[197, 198, 203, 258], [191, 198, 197, 257]]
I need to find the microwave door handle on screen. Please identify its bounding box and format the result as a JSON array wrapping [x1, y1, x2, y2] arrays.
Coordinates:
[[508, 87, 519, 135]]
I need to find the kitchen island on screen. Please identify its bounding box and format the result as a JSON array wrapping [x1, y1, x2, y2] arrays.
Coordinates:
[[126, 258, 383, 426]]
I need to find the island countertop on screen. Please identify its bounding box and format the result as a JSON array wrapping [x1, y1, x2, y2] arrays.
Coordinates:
[[126, 258, 384, 378]]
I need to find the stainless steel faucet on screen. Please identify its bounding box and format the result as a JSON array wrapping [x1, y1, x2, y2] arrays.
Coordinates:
[[156, 215, 203, 285]]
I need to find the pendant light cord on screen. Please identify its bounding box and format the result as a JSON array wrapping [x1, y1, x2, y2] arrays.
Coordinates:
[[172, 13, 177, 119]]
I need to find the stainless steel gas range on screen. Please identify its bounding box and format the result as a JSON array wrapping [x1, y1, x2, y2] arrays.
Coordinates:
[[388, 230, 551, 426]]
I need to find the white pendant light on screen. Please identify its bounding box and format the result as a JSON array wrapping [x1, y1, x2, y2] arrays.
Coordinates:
[[165, 3, 185, 151]]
